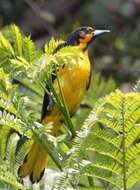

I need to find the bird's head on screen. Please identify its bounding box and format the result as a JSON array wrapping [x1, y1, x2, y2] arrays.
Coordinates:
[[67, 26, 110, 51]]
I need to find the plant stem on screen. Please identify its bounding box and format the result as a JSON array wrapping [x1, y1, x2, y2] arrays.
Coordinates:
[[86, 155, 94, 187], [16, 78, 43, 96], [44, 66, 76, 137], [88, 176, 94, 187]]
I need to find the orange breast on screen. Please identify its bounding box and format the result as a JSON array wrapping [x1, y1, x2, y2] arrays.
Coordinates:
[[43, 51, 91, 133], [55, 51, 91, 113]]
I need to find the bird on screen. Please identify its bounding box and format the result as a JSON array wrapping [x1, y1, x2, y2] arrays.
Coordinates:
[[18, 26, 110, 183]]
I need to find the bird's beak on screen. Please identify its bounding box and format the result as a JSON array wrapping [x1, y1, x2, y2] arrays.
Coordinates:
[[92, 30, 110, 38]]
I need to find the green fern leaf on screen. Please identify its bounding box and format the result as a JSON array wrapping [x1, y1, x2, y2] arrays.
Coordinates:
[[55, 90, 140, 190], [0, 32, 14, 56], [44, 38, 64, 55], [23, 36, 36, 64], [10, 24, 23, 57], [0, 165, 24, 190]]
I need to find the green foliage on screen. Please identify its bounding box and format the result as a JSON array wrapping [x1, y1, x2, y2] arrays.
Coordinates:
[[0, 71, 32, 189], [0, 164, 24, 190], [0, 24, 140, 190], [85, 73, 116, 106], [54, 90, 140, 190], [0, 24, 85, 189], [33, 40, 82, 88]]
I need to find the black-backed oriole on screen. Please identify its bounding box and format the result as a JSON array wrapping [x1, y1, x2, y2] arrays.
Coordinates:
[[18, 26, 110, 183]]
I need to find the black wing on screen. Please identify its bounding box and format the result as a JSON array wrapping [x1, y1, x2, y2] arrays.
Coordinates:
[[40, 85, 52, 121]]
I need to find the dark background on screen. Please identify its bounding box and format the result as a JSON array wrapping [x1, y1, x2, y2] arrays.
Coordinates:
[[0, 0, 140, 90]]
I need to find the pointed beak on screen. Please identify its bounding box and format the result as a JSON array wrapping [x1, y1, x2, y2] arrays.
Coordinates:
[[92, 30, 110, 38]]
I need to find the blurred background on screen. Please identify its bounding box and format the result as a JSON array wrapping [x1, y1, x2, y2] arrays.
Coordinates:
[[0, 0, 140, 90]]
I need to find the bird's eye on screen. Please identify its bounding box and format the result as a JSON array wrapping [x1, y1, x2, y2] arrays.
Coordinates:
[[88, 29, 93, 33], [79, 31, 86, 38]]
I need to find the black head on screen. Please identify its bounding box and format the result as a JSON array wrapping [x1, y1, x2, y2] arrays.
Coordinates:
[[66, 26, 110, 50]]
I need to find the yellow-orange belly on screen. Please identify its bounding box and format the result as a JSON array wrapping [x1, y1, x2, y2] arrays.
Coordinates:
[[43, 52, 91, 132], [58, 57, 90, 112]]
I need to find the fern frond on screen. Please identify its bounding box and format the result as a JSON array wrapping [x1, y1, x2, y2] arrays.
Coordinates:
[[55, 90, 140, 189], [23, 36, 36, 64], [10, 56, 30, 71], [85, 73, 116, 106], [1, 24, 140, 190], [126, 144, 140, 164], [6, 133, 19, 173], [32, 44, 82, 86], [0, 24, 39, 81], [127, 164, 140, 189], [0, 68, 12, 95], [45, 38, 65, 55], [0, 110, 31, 161], [53, 169, 80, 190], [0, 164, 24, 190], [15, 138, 32, 168], [0, 31, 14, 56], [10, 24, 23, 57], [125, 126, 140, 147]]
